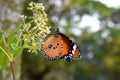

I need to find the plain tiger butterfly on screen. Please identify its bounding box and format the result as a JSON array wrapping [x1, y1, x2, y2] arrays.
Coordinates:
[[42, 29, 81, 61]]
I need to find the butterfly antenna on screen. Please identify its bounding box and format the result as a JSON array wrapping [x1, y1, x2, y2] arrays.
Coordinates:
[[53, 28, 60, 36], [51, 19, 60, 36]]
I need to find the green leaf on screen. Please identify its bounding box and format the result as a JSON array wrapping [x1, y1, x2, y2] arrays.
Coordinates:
[[0, 40, 9, 70], [23, 44, 38, 54], [22, 34, 29, 39], [17, 24, 23, 30], [6, 33, 23, 59], [4, 30, 17, 35], [10, 43, 18, 51], [9, 38, 22, 59], [13, 40, 22, 58]]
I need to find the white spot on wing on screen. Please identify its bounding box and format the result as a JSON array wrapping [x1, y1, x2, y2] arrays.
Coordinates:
[[72, 44, 77, 54]]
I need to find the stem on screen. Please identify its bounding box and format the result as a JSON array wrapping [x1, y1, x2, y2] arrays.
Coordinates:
[[0, 47, 12, 61], [0, 27, 15, 80], [0, 27, 13, 61], [10, 61, 15, 80], [16, 31, 22, 46], [0, 28, 9, 53]]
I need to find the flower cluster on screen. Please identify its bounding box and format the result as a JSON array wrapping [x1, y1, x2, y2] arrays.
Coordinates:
[[21, 2, 51, 54]]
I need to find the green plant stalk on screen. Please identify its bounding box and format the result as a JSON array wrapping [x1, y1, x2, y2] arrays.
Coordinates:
[[10, 61, 15, 80], [0, 27, 15, 80], [16, 32, 22, 46], [0, 47, 12, 61], [0, 47, 15, 80]]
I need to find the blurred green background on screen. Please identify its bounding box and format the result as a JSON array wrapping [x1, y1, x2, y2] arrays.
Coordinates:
[[0, 0, 120, 80]]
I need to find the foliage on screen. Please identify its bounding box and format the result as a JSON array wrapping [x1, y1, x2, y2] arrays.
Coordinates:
[[0, 27, 22, 70], [0, 1, 51, 77]]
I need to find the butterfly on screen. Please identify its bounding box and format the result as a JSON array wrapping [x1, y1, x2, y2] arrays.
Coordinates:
[[42, 29, 81, 61]]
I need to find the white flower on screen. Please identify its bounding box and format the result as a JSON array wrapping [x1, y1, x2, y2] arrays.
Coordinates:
[[21, 2, 51, 54]]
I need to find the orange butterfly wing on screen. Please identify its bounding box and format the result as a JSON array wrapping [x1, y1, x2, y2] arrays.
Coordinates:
[[42, 32, 81, 61]]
